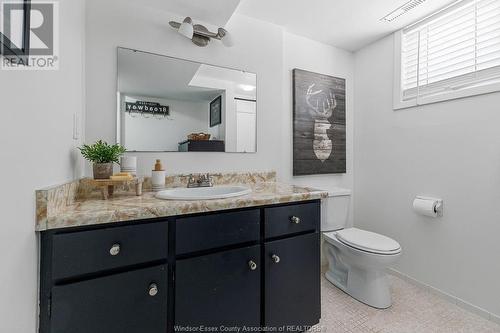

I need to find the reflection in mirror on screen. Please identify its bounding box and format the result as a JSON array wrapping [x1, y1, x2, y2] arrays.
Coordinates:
[[117, 48, 257, 153]]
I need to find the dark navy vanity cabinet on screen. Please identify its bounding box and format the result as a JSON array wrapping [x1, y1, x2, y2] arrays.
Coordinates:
[[39, 200, 321, 333]]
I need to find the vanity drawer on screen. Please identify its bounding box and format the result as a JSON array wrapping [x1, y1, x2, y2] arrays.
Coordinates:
[[264, 202, 320, 239], [176, 209, 260, 255], [52, 222, 168, 280]]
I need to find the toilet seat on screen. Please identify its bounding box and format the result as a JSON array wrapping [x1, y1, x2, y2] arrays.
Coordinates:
[[327, 228, 401, 255]]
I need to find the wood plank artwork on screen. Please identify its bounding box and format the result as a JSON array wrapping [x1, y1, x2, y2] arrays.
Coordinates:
[[293, 69, 346, 175]]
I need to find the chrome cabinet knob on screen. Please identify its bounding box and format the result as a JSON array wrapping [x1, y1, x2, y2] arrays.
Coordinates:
[[148, 283, 158, 297], [271, 254, 280, 263], [290, 216, 301, 224], [248, 260, 257, 271], [109, 244, 121, 256]]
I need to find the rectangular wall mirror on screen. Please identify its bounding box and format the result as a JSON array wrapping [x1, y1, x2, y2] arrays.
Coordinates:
[[117, 47, 257, 153]]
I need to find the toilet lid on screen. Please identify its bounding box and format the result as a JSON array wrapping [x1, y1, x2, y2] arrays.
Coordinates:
[[336, 228, 401, 255]]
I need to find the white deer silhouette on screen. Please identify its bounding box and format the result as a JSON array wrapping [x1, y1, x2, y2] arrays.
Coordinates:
[[305, 84, 337, 162]]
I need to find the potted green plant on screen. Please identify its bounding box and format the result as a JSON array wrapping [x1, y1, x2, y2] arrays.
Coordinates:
[[79, 140, 126, 179]]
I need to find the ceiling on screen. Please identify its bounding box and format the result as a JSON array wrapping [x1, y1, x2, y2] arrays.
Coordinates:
[[191, 65, 256, 87], [236, 0, 457, 51], [120, 0, 241, 26], [119, 0, 457, 53], [118, 48, 223, 102], [190, 64, 257, 98], [118, 49, 255, 102]]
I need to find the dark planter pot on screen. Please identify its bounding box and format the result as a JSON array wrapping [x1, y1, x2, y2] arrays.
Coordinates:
[[93, 163, 114, 179]]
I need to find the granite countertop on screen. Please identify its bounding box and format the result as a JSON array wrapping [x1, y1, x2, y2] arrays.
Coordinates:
[[35, 172, 327, 231]]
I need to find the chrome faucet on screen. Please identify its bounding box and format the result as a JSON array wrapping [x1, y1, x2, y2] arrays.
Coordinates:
[[187, 173, 213, 188]]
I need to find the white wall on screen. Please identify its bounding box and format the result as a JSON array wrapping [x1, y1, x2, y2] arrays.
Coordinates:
[[85, 0, 284, 177], [354, 34, 500, 318], [122, 95, 208, 151], [282, 32, 355, 223], [0, 0, 85, 331]]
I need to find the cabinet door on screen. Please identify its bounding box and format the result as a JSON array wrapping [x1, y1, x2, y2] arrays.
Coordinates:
[[50, 265, 167, 333], [265, 233, 320, 331], [176, 245, 261, 330]]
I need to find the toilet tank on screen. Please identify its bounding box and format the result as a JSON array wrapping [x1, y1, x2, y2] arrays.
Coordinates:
[[321, 188, 352, 231]]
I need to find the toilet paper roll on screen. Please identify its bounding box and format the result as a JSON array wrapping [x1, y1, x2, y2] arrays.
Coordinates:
[[413, 197, 439, 217]]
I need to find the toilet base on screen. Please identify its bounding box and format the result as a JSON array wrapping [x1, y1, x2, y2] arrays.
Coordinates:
[[323, 236, 398, 309], [325, 266, 392, 309]]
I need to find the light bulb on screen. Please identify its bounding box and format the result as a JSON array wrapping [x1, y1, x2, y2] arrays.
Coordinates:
[[178, 17, 194, 39], [239, 84, 255, 92]]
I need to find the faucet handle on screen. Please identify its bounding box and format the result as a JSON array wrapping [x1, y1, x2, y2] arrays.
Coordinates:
[[187, 174, 196, 187]]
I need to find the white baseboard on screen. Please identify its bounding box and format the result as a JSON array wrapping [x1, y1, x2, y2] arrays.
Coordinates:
[[389, 268, 500, 325]]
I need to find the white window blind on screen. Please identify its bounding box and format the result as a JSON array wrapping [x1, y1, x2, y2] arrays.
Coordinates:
[[398, 0, 500, 106]]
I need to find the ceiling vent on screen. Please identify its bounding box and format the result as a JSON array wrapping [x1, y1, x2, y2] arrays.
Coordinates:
[[380, 0, 427, 22]]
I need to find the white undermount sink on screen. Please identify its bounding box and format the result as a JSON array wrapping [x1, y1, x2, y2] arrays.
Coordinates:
[[155, 185, 252, 200]]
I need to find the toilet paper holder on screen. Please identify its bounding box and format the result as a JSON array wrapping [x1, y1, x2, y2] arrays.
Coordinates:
[[415, 196, 443, 217]]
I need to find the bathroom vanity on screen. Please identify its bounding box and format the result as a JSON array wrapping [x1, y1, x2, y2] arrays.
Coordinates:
[[36, 174, 326, 333]]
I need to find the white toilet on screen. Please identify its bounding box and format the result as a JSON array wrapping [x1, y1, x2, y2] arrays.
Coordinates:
[[322, 188, 402, 309]]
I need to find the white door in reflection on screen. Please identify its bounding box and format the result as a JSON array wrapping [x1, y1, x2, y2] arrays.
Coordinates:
[[235, 99, 257, 153]]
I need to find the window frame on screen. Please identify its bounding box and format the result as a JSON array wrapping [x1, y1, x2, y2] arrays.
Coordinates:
[[393, 0, 500, 110], [0, 0, 30, 58]]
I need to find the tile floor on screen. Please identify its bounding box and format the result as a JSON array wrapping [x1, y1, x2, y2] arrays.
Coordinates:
[[317, 274, 500, 333]]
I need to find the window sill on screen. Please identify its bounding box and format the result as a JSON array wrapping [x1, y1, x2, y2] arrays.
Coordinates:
[[393, 81, 500, 110]]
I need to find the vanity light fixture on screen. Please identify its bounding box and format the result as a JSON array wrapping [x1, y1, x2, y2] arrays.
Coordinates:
[[169, 17, 234, 47]]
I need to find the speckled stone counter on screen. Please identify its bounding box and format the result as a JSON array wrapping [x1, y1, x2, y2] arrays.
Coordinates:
[[36, 171, 327, 231]]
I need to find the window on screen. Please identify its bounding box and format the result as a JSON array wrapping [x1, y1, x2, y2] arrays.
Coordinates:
[[0, 0, 30, 58], [394, 0, 500, 109]]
